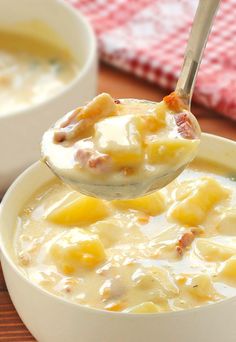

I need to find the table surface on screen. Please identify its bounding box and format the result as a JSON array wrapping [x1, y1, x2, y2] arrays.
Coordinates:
[[1, 63, 236, 342]]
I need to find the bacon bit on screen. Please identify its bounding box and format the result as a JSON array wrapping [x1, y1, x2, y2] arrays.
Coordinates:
[[174, 112, 196, 139], [64, 286, 73, 293], [176, 246, 184, 256], [137, 214, 150, 225], [179, 231, 195, 248], [75, 149, 93, 167], [88, 154, 110, 170], [163, 92, 185, 112], [122, 167, 135, 176], [114, 99, 121, 104], [176, 231, 195, 256], [53, 130, 66, 143], [105, 301, 125, 312]]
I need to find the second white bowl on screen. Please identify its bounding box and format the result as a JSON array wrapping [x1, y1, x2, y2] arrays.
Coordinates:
[[0, 0, 97, 192]]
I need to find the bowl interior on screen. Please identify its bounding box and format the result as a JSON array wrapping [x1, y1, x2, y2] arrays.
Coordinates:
[[0, 0, 96, 122], [0, 0, 94, 65]]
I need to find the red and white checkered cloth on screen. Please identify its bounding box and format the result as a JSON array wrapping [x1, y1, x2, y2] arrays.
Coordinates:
[[67, 0, 236, 120]]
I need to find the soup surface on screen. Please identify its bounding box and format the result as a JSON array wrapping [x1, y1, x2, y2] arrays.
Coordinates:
[[0, 30, 78, 115], [14, 160, 236, 313]]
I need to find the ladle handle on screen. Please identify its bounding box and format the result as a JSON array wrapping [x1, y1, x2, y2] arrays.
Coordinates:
[[176, 0, 221, 104]]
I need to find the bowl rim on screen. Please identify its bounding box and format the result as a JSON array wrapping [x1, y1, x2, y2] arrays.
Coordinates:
[[0, 0, 97, 120], [1, 133, 236, 319]]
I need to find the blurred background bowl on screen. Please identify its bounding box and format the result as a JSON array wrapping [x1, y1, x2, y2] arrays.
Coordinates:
[[0, 0, 97, 193]]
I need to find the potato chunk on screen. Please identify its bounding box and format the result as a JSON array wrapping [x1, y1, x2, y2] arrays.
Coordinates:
[[136, 104, 166, 135], [112, 191, 165, 216], [78, 93, 117, 121], [94, 114, 143, 167], [195, 239, 236, 262], [46, 192, 110, 226], [146, 138, 199, 165], [125, 302, 160, 314], [170, 178, 229, 225], [220, 256, 236, 280], [50, 228, 106, 274], [187, 274, 216, 300], [136, 114, 163, 135], [155, 101, 168, 124]]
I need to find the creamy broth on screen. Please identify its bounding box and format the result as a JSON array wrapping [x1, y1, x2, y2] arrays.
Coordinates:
[[0, 30, 78, 115], [42, 92, 200, 199], [14, 160, 236, 313]]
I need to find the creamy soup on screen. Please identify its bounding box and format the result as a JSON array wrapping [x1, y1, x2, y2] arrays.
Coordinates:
[[42, 92, 200, 198], [0, 30, 78, 115], [14, 160, 236, 313]]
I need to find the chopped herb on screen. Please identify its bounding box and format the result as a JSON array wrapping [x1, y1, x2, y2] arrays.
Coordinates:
[[49, 58, 58, 65], [193, 285, 198, 288], [49, 58, 64, 73]]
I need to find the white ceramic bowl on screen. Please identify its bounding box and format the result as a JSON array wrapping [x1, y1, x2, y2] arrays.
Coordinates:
[[0, 0, 97, 192], [1, 133, 236, 342]]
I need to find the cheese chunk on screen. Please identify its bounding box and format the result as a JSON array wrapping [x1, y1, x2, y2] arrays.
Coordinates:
[[94, 115, 143, 167], [170, 178, 229, 225], [112, 191, 165, 216], [50, 228, 106, 274], [146, 138, 198, 165], [125, 302, 160, 313], [195, 239, 236, 262], [46, 192, 110, 226]]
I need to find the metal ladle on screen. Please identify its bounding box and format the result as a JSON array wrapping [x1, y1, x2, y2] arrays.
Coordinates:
[[42, 0, 220, 200]]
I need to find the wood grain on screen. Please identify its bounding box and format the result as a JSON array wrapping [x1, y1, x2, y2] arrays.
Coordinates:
[[1, 62, 236, 342]]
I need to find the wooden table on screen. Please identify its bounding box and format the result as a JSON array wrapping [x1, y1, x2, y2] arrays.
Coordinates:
[[1, 63, 236, 342]]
